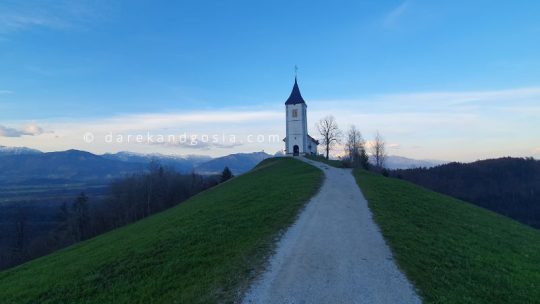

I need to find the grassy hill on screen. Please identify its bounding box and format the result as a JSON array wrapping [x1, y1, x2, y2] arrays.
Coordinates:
[[0, 158, 322, 304], [354, 169, 540, 304]]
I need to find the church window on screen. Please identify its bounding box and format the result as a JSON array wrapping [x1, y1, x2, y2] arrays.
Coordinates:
[[292, 109, 298, 118]]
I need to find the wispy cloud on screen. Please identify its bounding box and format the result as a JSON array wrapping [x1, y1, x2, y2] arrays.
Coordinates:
[[0, 90, 14, 95], [24, 65, 56, 77], [152, 140, 244, 151], [3, 86, 539, 160], [0, 8, 67, 33], [87, 111, 282, 132], [313, 86, 540, 113], [383, 1, 410, 28], [0, 1, 103, 34], [0, 123, 44, 137]]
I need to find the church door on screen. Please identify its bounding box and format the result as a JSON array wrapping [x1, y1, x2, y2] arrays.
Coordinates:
[[293, 145, 299, 156]]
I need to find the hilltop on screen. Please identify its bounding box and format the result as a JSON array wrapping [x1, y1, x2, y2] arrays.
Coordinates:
[[1, 157, 539, 303], [194, 152, 271, 175]]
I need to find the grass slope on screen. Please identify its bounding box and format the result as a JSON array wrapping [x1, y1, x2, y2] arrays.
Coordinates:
[[354, 169, 540, 304], [0, 158, 322, 304]]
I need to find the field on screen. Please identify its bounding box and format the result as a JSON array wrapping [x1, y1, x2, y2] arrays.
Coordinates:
[[0, 181, 108, 251], [354, 169, 540, 304], [0, 157, 322, 303], [0, 181, 108, 204]]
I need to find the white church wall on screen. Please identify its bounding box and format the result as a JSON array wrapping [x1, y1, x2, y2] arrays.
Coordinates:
[[283, 79, 318, 156], [286, 103, 307, 154], [307, 139, 318, 155]]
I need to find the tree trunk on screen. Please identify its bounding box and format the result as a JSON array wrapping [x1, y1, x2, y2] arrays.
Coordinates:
[[326, 139, 330, 160]]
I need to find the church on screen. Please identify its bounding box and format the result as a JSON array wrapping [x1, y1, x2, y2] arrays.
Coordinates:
[[283, 78, 319, 156]]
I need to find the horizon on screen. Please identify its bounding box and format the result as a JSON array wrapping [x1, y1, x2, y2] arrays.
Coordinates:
[[2, 143, 537, 165], [1, 1, 540, 161]]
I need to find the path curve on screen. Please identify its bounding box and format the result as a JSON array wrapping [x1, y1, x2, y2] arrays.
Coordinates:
[[242, 157, 421, 304]]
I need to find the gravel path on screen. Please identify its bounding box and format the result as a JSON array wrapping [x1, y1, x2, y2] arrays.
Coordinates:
[[242, 158, 422, 304]]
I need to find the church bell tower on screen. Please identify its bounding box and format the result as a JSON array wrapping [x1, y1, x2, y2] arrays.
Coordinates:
[[284, 77, 311, 156]]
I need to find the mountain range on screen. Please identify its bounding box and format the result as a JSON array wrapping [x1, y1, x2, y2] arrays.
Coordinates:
[[0, 145, 42, 156], [102, 151, 212, 173], [0, 145, 447, 184], [0, 146, 272, 184]]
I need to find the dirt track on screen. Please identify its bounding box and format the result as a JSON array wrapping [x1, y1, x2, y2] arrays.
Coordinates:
[[242, 158, 421, 304]]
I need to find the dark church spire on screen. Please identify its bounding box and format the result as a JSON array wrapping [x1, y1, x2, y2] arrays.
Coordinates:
[[285, 77, 306, 105]]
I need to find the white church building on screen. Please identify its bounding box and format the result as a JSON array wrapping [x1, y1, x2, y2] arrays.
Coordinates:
[[283, 78, 319, 156]]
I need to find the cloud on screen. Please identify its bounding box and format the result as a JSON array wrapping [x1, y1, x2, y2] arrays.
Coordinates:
[[383, 1, 410, 28], [0, 123, 44, 137], [23, 124, 44, 135], [24, 65, 55, 77], [152, 140, 244, 151], [0, 90, 13, 95], [0, 1, 103, 34], [4, 86, 539, 160], [364, 140, 400, 150], [78, 110, 282, 133], [0, 9, 68, 33], [314, 87, 540, 112]]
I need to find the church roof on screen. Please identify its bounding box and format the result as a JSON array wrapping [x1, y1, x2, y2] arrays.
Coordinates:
[[285, 77, 306, 105]]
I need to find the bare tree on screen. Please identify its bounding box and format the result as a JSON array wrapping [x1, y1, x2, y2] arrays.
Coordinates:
[[346, 125, 362, 162], [346, 125, 369, 169], [370, 131, 387, 169], [316, 115, 342, 159]]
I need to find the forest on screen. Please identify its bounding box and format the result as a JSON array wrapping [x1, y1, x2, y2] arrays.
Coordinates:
[[0, 162, 227, 271], [392, 157, 540, 229]]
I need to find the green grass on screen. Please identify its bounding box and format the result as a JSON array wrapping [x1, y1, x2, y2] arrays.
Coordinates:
[[305, 154, 345, 168], [353, 169, 540, 304], [0, 158, 322, 304]]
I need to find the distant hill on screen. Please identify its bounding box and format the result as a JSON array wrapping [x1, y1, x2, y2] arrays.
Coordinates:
[[103, 151, 211, 172], [392, 157, 540, 229], [195, 152, 271, 175], [0, 147, 272, 185], [0, 150, 145, 184]]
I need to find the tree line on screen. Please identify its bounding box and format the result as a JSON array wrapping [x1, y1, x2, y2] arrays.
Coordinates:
[[315, 115, 387, 171], [0, 164, 234, 271], [391, 157, 540, 229]]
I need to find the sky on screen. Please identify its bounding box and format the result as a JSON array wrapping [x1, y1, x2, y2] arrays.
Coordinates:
[[0, 0, 539, 161]]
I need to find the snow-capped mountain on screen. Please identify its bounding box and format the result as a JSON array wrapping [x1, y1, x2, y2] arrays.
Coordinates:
[[0, 145, 42, 156], [102, 151, 212, 172]]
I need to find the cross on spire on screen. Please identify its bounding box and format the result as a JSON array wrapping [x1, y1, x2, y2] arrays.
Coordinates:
[[294, 65, 298, 78], [285, 70, 306, 105]]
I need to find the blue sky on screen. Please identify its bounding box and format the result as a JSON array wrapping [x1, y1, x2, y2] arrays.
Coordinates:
[[1, 0, 539, 160]]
